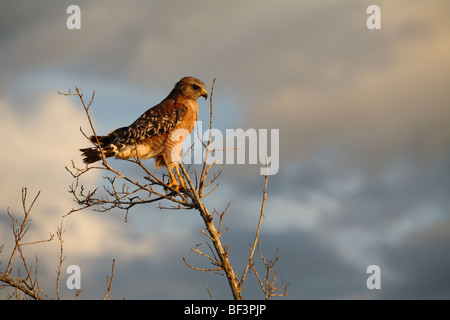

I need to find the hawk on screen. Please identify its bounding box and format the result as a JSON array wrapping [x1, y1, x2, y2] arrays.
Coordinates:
[[80, 76, 208, 191]]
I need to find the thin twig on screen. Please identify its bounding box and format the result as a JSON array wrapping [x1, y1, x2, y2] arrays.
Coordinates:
[[240, 161, 268, 286], [103, 259, 116, 300], [198, 78, 215, 198], [55, 221, 65, 300]]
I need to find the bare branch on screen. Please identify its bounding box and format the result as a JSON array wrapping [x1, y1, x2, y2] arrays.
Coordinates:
[[1, 188, 49, 300], [206, 283, 214, 300], [1, 187, 117, 300], [182, 257, 223, 273], [5, 188, 43, 275], [241, 162, 269, 286], [103, 259, 116, 300], [251, 242, 290, 299], [198, 78, 216, 198], [55, 221, 65, 300]]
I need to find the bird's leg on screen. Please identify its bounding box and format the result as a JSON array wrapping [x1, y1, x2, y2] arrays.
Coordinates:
[[174, 163, 187, 190], [167, 167, 179, 189], [167, 163, 187, 191]]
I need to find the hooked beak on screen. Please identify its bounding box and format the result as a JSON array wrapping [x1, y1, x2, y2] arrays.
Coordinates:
[[201, 89, 208, 100]]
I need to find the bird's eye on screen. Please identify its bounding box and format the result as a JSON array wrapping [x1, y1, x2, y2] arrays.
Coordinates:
[[192, 84, 200, 90]]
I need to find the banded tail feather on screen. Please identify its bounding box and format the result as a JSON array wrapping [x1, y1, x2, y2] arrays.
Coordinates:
[[80, 127, 129, 164], [79, 143, 118, 164]]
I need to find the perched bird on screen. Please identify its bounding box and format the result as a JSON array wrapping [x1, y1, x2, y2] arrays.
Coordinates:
[[80, 76, 208, 191]]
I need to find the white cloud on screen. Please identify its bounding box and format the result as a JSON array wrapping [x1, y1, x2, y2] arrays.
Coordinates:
[[261, 193, 340, 232]]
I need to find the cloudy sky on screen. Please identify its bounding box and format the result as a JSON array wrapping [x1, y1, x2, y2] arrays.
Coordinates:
[[1, 0, 450, 299]]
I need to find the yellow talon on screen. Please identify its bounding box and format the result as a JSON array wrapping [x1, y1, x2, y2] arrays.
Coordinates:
[[167, 163, 187, 192]]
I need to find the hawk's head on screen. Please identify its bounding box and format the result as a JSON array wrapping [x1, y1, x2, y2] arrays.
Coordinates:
[[173, 77, 208, 101]]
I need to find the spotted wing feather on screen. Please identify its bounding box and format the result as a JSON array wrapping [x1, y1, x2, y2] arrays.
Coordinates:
[[81, 101, 188, 164]]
